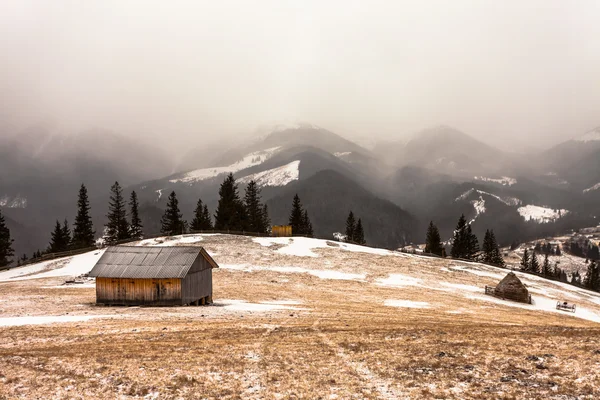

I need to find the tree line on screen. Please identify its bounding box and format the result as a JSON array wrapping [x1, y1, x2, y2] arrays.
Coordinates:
[[424, 215, 504, 266], [0, 172, 317, 268]]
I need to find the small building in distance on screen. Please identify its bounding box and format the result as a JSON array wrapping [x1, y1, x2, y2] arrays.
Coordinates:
[[88, 246, 219, 306], [272, 225, 292, 237], [491, 272, 531, 304]]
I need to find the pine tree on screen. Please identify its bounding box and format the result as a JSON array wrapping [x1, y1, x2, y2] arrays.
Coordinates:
[[345, 211, 356, 242], [425, 221, 443, 256], [354, 218, 366, 245], [450, 214, 468, 259], [482, 229, 494, 263], [583, 261, 600, 291], [129, 191, 143, 240], [530, 251, 540, 274], [105, 182, 129, 244], [61, 219, 71, 249], [302, 209, 314, 237], [542, 253, 552, 276], [202, 205, 213, 230], [261, 204, 270, 234], [214, 173, 246, 231], [160, 191, 184, 235], [556, 245, 562, 256], [288, 194, 304, 234], [489, 230, 504, 266], [465, 225, 479, 260], [72, 184, 95, 249], [520, 249, 530, 271], [0, 209, 15, 267], [572, 270, 582, 286], [48, 220, 68, 253], [244, 180, 268, 234], [191, 198, 206, 232]]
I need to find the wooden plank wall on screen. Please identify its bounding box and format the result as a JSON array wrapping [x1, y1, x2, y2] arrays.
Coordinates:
[[272, 225, 292, 237], [96, 277, 183, 306], [181, 270, 212, 304]]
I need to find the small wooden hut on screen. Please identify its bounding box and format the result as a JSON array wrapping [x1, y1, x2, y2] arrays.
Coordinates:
[[272, 225, 292, 237], [88, 246, 219, 306], [492, 272, 531, 304]]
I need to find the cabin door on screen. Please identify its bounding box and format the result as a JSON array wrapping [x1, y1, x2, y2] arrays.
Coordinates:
[[154, 281, 160, 301]]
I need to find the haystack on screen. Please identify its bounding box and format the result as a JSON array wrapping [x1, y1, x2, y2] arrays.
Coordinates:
[[494, 272, 530, 304]]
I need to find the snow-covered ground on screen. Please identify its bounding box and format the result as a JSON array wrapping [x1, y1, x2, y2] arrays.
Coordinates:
[[518, 205, 569, 223], [252, 236, 397, 257], [170, 147, 281, 183], [0, 194, 27, 208], [334, 151, 352, 158], [0, 249, 105, 281], [238, 160, 300, 187], [473, 176, 517, 186]]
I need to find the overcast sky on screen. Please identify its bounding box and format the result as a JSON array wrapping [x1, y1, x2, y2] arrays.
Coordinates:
[[1, 0, 599, 153]]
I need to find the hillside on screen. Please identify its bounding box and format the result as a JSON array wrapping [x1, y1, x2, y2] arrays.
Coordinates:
[[266, 170, 417, 248], [0, 234, 599, 398]]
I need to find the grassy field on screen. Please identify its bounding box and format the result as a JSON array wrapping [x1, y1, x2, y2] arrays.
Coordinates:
[[1, 235, 599, 399]]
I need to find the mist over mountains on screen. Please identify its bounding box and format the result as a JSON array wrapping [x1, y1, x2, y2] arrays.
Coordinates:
[[2, 122, 599, 259]]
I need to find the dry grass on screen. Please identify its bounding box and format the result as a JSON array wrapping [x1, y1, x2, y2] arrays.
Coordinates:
[[0, 234, 599, 399]]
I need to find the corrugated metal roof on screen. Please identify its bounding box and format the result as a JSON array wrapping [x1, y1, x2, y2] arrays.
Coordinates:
[[88, 246, 217, 279]]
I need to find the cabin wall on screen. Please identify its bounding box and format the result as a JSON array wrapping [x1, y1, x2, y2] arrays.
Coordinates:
[[181, 269, 213, 304], [96, 277, 183, 306]]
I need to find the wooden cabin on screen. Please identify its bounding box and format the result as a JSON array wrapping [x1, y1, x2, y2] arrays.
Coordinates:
[[88, 246, 219, 306], [272, 225, 292, 237]]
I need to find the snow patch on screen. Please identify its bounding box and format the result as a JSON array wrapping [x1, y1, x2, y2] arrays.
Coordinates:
[[474, 176, 517, 186], [0, 195, 27, 208], [583, 183, 600, 194], [518, 205, 569, 223], [238, 160, 300, 187], [253, 237, 397, 257], [171, 147, 281, 183], [384, 300, 430, 309], [376, 274, 422, 287], [0, 250, 106, 281], [574, 127, 600, 142], [334, 152, 351, 158], [220, 299, 302, 312], [455, 188, 521, 206], [0, 315, 112, 327]]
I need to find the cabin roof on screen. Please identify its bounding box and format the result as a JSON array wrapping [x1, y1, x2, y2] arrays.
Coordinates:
[[88, 246, 219, 279]]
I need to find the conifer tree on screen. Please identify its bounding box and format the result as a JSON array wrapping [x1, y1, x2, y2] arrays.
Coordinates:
[[0, 209, 15, 267], [482, 229, 494, 263], [191, 198, 206, 231], [244, 180, 268, 234], [61, 219, 71, 249], [261, 204, 270, 234], [530, 251, 540, 274], [105, 182, 130, 244], [160, 191, 184, 235], [542, 253, 552, 276], [354, 218, 366, 245], [72, 184, 95, 249], [288, 194, 304, 234], [450, 214, 469, 259], [345, 211, 356, 242], [556, 245, 562, 256], [48, 220, 68, 253], [520, 249, 530, 271], [302, 209, 314, 237], [465, 225, 479, 260], [214, 173, 246, 231], [425, 221, 443, 256], [583, 261, 600, 291], [202, 205, 213, 230], [488, 230, 504, 266], [129, 191, 143, 239], [572, 270, 582, 286]]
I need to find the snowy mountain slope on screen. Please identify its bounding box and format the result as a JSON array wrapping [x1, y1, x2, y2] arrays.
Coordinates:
[[238, 160, 300, 187], [517, 205, 570, 223], [583, 183, 600, 194], [574, 127, 600, 142], [169, 147, 281, 184]]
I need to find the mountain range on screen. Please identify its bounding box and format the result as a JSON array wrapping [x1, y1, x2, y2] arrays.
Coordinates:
[[2, 122, 599, 259]]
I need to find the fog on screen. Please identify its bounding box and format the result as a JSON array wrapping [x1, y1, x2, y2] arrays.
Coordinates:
[[1, 0, 600, 154]]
